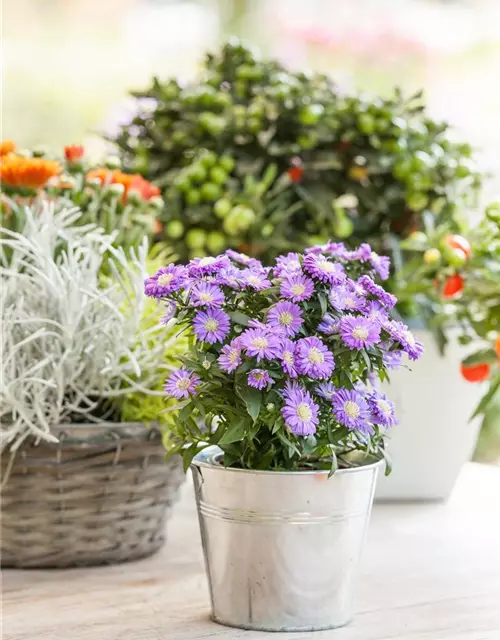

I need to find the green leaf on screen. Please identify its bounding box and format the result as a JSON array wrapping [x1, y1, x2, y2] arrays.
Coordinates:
[[470, 374, 500, 421], [218, 419, 247, 445], [318, 293, 327, 318], [228, 311, 251, 327], [463, 349, 498, 367], [182, 444, 200, 472], [236, 384, 262, 421], [328, 449, 338, 478], [381, 447, 392, 476]]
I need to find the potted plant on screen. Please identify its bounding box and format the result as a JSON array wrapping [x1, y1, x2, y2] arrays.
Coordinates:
[[0, 203, 186, 568], [375, 202, 500, 499], [0, 140, 165, 250], [145, 243, 422, 631], [112, 40, 480, 267]]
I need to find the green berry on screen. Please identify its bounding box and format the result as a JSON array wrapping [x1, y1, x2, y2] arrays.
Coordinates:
[[218, 155, 235, 173], [200, 182, 222, 201], [442, 245, 467, 267], [298, 104, 323, 126], [185, 189, 201, 206], [358, 114, 376, 134], [188, 165, 207, 183], [214, 198, 232, 218], [200, 151, 217, 168], [261, 224, 274, 237], [223, 215, 240, 236], [174, 176, 191, 192], [210, 166, 228, 185], [185, 229, 206, 249], [206, 231, 227, 254], [231, 205, 256, 230], [166, 220, 184, 239], [199, 113, 225, 135], [247, 117, 261, 133], [407, 193, 429, 211]]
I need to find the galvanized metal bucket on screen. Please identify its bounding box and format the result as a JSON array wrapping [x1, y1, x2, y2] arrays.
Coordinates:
[[191, 445, 382, 632]]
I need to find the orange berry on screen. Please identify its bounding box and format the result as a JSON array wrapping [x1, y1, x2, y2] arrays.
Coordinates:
[[443, 274, 464, 298], [495, 336, 500, 359], [445, 234, 471, 259], [461, 363, 490, 383]]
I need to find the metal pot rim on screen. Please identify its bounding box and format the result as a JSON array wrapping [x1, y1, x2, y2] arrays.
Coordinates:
[[192, 445, 384, 476]]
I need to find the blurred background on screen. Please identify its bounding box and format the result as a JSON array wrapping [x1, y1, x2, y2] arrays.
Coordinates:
[[3, 0, 500, 462]]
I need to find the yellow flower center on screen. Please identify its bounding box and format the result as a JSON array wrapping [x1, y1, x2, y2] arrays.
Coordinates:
[[283, 351, 294, 365], [278, 311, 293, 327], [253, 372, 265, 380], [291, 283, 305, 296], [378, 400, 391, 415], [318, 260, 335, 272], [175, 378, 191, 391], [252, 337, 269, 350], [344, 401, 360, 419], [345, 297, 356, 308], [352, 327, 369, 340], [204, 318, 219, 332], [228, 349, 240, 364], [296, 403, 312, 422], [308, 347, 324, 364], [198, 292, 213, 303], [247, 275, 261, 286], [158, 273, 174, 286], [199, 257, 216, 267]]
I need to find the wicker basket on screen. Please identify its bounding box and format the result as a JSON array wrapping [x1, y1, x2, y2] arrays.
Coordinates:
[[0, 423, 185, 568]]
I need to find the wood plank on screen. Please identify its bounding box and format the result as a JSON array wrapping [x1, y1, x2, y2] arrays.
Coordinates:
[[3, 463, 500, 639]]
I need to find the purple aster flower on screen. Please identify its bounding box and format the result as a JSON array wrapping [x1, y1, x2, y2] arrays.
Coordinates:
[[189, 282, 225, 308], [323, 241, 350, 259], [225, 249, 262, 268], [248, 369, 274, 390], [369, 251, 390, 281], [274, 252, 302, 277], [279, 338, 299, 378], [304, 253, 346, 284], [164, 368, 200, 399], [240, 328, 282, 362], [188, 255, 231, 277], [365, 300, 389, 325], [144, 264, 188, 297], [218, 338, 243, 373], [383, 320, 424, 361], [316, 381, 336, 401], [317, 313, 340, 335], [267, 301, 303, 337], [368, 391, 397, 427], [295, 336, 335, 379], [332, 388, 373, 434], [340, 315, 381, 350], [380, 342, 404, 369], [192, 308, 230, 344], [329, 285, 366, 313], [281, 384, 319, 436], [215, 265, 242, 289], [280, 274, 315, 302], [240, 268, 272, 291], [160, 300, 177, 323], [357, 275, 397, 309], [344, 243, 372, 263]]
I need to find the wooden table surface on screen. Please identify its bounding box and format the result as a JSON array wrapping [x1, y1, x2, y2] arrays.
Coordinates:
[[3, 463, 500, 640]]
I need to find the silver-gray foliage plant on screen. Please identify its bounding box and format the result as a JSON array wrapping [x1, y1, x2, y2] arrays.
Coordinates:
[[1, 203, 178, 450]]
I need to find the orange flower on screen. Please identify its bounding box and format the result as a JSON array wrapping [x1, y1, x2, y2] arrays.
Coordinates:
[[86, 168, 160, 201], [64, 144, 85, 162], [0, 140, 16, 156], [0, 155, 62, 189], [495, 336, 500, 359]]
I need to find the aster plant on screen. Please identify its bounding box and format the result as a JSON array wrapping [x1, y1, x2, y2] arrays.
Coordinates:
[[146, 242, 423, 472]]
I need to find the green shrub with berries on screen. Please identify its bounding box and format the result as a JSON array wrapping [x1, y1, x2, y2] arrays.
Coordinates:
[[112, 39, 481, 264]]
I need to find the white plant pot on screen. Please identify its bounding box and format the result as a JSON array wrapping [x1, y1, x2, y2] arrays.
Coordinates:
[[376, 329, 484, 501]]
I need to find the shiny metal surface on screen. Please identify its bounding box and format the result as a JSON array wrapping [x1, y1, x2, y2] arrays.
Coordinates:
[[191, 446, 382, 632]]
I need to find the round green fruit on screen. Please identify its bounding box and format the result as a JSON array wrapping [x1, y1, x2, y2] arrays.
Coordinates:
[[298, 104, 323, 126], [185, 189, 201, 206], [166, 220, 184, 239], [200, 182, 222, 201], [210, 166, 228, 185], [206, 231, 227, 254], [187, 165, 207, 183], [407, 193, 429, 211], [218, 155, 235, 173], [200, 151, 217, 168], [214, 198, 232, 218], [185, 229, 206, 249], [423, 248, 441, 264]]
